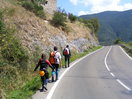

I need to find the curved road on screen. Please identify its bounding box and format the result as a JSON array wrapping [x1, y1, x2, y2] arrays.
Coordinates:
[[47, 46, 132, 99]]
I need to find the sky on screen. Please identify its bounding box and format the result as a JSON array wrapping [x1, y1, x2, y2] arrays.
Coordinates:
[[57, 0, 132, 16]]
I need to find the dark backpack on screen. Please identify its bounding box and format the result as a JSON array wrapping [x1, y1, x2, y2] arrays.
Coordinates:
[[40, 59, 47, 70]]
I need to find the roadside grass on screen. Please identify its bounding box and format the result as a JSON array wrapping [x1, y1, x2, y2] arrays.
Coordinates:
[[8, 75, 41, 99], [120, 42, 132, 57], [8, 46, 102, 99], [69, 46, 102, 64]]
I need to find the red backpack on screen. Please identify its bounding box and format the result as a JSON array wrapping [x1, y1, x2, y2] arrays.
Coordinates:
[[63, 48, 69, 56]]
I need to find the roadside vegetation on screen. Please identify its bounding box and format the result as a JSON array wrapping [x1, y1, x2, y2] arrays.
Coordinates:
[[21, 0, 47, 19], [79, 18, 100, 36], [51, 8, 99, 34], [114, 39, 132, 57]]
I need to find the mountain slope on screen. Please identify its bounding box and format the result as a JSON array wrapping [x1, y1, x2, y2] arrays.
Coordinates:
[[80, 10, 132, 44]]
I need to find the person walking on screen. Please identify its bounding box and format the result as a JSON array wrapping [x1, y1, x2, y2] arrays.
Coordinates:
[[34, 54, 54, 92], [49, 46, 61, 82], [63, 45, 71, 68]]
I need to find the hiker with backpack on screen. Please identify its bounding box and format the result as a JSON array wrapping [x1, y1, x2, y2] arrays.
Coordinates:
[[49, 46, 62, 82], [63, 45, 71, 68], [34, 54, 54, 92]]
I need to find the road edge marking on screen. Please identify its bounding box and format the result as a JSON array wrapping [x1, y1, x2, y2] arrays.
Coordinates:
[[46, 47, 104, 99], [116, 79, 131, 91], [119, 46, 132, 60]]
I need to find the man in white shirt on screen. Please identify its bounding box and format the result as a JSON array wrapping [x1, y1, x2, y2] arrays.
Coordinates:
[[53, 46, 61, 81]]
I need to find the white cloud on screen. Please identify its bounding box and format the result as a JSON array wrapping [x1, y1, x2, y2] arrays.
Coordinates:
[[69, 0, 132, 15], [78, 11, 90, 15], [69, 0, 78, 5]]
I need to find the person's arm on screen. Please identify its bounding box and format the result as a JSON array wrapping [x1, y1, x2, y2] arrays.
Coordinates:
[[58, 52, 62, 68], [34, 59, 41, 71], [46, 60, 54, 70], [69, 48, 71, 57]]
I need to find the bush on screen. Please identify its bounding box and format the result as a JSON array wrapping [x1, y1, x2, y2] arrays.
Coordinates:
[[68, 13, 77, 23], [62, 25, 70, 33], [0, 11, 29, 69], [1, 38, 29, 69], [79, 18, 99, 35], [22, 1, 34, 11], [114, 38, 122, 44], [52, 11, 67, 27], [22, 1, 46, 19], [0, 11, 6, 34]]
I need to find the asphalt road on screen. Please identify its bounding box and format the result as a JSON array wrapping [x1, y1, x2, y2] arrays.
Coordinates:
[[48, 46, 132, 99]]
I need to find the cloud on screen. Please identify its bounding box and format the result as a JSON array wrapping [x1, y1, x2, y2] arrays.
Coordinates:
[[69, 0, 132, 15], [69, 0, 79, 5]]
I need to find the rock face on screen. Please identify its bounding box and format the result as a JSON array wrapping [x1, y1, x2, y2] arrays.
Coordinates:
[[43, 0, 57, 14]]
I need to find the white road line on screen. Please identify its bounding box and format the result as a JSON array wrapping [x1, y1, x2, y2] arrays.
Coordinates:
[[110, 72, 115, 77], [119, 46, 132, 60], [105, 46, 131, 91], [104, 46, 112, 72], [116, 79, 131, 91], [46, 47, 104, 99]]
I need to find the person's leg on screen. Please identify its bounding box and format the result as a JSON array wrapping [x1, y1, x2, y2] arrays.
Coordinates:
[[41, 76, 45, 91], [65, 56, 68, 68], [51, 64, 55, 82], [41, 76, 44, 87], [43, 72, 49, 91], [55, 64, 59, 80], [68, 56, 70, 67]]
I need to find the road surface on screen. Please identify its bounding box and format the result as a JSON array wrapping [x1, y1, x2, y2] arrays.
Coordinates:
[[47, 46, 132, 99]]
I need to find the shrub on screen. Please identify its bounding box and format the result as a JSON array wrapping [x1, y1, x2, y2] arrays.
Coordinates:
[[68, 13, 77, 23], [114, 38, 122, 44], [22, 1, 34, 11], [62, 25, 70, 33], [52, 11, 67, 27], [79, 18, 99, 35], [1, 38, 29, 69], [22, 1, 46, 19], [0, 11, 6, 34], [0, 11, 29, 69]]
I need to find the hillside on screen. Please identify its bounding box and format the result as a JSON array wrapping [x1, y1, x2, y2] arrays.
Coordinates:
[[0, 0, 98, 53], [80, 10, 132, 44], [0, 0, 98, 98]]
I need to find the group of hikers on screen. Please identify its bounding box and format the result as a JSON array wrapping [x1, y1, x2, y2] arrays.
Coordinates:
[[34, 45, 71, 92]]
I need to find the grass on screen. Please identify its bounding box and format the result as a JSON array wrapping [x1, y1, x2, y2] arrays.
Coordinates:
[[69, 46, 102, 64], [8, 75, 41, 99], [120, 42, 132, 57]]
